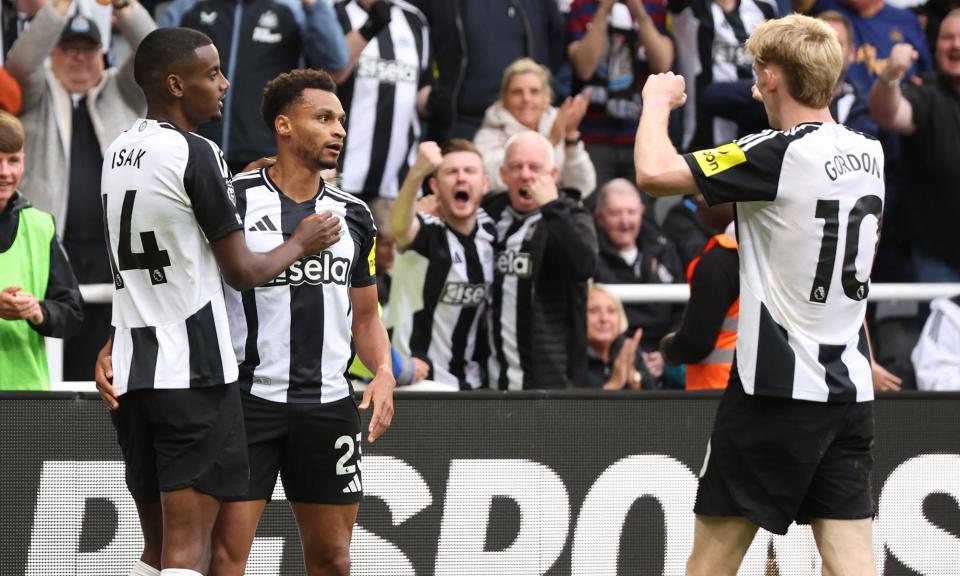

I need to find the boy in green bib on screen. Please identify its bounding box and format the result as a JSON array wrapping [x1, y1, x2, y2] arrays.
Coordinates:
[[0, 111, 82, 390]]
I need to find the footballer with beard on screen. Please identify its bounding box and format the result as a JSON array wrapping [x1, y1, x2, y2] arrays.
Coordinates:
[[210, 68, 395, 576], [386, 138, 497, 389]]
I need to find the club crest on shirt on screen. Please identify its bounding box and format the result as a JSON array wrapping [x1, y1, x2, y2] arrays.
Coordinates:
[[258, 10, 278, 28]]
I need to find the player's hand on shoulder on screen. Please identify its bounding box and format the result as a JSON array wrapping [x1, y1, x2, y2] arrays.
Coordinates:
[[241, 156, 277, 173], [413, 141, 443, 179], [293, 211, 341, 256], [360, 370, 396, 443], [642, 72, 687, 111]]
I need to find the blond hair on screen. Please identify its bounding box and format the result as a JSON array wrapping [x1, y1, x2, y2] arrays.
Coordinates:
[[589, 283, 629, 335], [745, 14, 843, 109], [499, 57, 554, 105]]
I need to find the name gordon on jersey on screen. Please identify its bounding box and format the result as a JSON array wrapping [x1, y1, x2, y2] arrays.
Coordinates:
[[824, 152, 882, 182], [263, 252, 352, 287]]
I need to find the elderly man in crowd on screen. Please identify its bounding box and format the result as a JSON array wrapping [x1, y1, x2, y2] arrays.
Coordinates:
[[593, 178, 684, 363], [483, 131, 597, 390]]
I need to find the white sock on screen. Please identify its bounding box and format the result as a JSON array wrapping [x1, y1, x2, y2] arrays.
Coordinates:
[[159, 570, 202, 576], [129, 560, 160, 576]]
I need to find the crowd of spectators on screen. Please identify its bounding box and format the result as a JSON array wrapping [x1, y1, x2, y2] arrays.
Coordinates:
[[1, 0, 958, 391]]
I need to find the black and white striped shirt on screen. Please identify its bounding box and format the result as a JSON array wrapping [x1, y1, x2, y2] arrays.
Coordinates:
[[488, 208, 542, 391], [225, 169, 377, 403], [102, 120, 242, 395], [335, 0, 430, 199], [386, 212, 496, 389], [685, 123, 884, 402], [670, 0, 777, 150]]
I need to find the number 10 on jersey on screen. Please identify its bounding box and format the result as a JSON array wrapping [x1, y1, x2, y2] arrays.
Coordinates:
[[102, 190, 172, 288], [809, 195, 883, 304]]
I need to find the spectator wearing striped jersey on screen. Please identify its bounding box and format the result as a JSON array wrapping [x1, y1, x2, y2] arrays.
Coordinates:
[[211, 68, 395, 576], [158, 0, 349, 173], [670, 0, 778, 151], [565, 0, 673, 188], [484, 130, 598, 390], [474, 57, 597, 198], [386, 139, 495, 390], [331, 0, 431, 201], [695, 11, 881, 144]]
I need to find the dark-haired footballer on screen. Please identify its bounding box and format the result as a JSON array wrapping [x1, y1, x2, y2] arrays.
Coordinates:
[[210, 68, 395, 576], [94, 28, 339, 576]]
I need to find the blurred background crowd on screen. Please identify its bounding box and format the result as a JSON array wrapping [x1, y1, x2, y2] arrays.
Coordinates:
[[2, 0, 959, 391]]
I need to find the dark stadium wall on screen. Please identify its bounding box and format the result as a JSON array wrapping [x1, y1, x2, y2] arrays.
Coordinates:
[[1, 391, 958, 575]]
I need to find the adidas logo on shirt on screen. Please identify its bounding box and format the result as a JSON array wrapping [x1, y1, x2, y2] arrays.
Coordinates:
[[248, 214, 278, 232], [342, 474, 362, 494]]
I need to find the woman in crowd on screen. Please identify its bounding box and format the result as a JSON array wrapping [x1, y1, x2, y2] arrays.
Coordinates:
[[474, 57, 597, 196], [584, 283, 651, 389]]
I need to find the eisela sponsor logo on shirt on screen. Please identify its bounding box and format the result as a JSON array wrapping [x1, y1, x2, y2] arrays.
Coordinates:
[[264, 252, 351, 286], [357, 56, 418, 84], [692, 142, 747, 177], [440, 282, 489, 306], [495, 250, 532, 278]]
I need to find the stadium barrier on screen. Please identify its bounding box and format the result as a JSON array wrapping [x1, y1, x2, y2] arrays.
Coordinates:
[[2, 391, 958, 576], [45, 282, 960, 384]]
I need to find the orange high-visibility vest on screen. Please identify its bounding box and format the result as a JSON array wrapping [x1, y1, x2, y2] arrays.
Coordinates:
[[684, 234, 738, 390]]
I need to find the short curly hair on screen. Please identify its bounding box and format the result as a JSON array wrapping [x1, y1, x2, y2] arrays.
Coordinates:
[[261, 69, 337, 134]]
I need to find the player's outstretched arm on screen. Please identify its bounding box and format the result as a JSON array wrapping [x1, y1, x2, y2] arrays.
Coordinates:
[[391, 141, 441, 251], [352, 285, 395, 443], [634, 72, 699, 197], [211, 212, 341, 290]]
